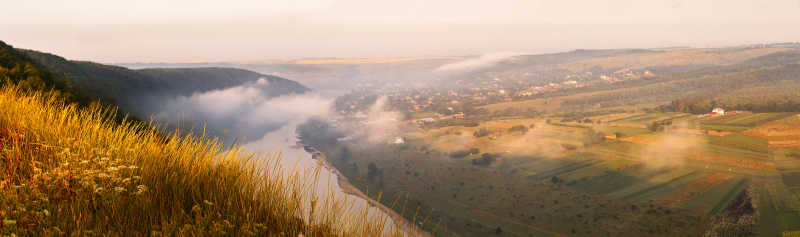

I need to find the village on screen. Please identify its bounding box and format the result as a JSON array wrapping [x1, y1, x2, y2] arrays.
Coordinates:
[[334, 67, 658, 127]]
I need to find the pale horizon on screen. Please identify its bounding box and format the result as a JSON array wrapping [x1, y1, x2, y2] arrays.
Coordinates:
[[2, 0, 799, 63]]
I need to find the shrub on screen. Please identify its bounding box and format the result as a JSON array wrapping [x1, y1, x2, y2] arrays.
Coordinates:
[[582, 128, 606, 146], [508, 125, 529, 134], [614, 132, 624, 138], [473, 128, 492, 137], [472, 153, 497, 166], [469, 148, 480, 155], [449, 150, 471, 159], [561, 143, 578, 150]]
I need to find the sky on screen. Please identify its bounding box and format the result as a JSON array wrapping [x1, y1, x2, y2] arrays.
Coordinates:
[[1, 0, 799, 63]]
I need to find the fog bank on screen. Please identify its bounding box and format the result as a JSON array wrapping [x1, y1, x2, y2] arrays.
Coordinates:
[[152, 78, 332, 143]]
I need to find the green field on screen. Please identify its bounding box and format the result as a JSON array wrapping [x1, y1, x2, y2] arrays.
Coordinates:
[[699, 123, 752, 132], [707, 134, 770, 153], [717, 113, 796, 126], [608, 112, 677, 124], [700, 113, 797, 132]]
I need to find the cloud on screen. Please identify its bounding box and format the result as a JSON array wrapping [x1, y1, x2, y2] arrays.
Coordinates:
[[504, 123, 567, 157], [635, 121, 706, 168], [152, 78, 332, 143], [434, 52, 520, 73], [336, 96, 405, 145], [361, 96, 404, 144]]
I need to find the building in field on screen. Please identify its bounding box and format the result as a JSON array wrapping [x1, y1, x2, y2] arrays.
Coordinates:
[[711, 108, 725, 116]]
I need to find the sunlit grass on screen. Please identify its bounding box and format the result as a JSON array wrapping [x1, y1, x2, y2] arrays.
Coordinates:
[[0, 85, 403, 236]]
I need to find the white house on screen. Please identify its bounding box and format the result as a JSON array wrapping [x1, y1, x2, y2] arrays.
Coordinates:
[[392, 137, 405, 144], [712, 108, 725, 116], [418, 118, 436, 123]]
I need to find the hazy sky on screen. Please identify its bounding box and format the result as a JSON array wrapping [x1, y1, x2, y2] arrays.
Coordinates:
[[2, 0, 799, 63]]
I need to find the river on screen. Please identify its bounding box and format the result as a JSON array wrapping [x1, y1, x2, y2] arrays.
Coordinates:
[[242, 122, 425, 236]]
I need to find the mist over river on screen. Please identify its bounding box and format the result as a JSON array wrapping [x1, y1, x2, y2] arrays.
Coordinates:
[[139, 82, 417, 235]]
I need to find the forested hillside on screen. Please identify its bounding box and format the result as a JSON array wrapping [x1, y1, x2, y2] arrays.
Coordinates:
[[16, 43, 310, 115], [0, 41, 88, 105]]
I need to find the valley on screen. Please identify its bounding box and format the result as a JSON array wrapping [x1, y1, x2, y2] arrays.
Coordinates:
[[296, 44, 800, 236], [4, 1, 800, 236]]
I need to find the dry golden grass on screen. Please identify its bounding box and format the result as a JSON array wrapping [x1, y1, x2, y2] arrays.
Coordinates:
[[0, 86, 403, 236], [744, 115, 800, 149]]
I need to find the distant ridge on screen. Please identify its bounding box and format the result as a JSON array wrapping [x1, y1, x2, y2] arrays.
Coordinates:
[[14, 44, 310, 115]]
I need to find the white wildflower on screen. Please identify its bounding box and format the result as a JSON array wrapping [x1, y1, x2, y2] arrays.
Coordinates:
[[3, 219, 16, 226], [135, 185, 148, 195]]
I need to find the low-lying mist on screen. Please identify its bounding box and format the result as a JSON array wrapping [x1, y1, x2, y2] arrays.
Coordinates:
[[344, 96, 406, 144], [636, 122, 707, 168], [435, 52, 520, 73], [148, 78, 333, 144]]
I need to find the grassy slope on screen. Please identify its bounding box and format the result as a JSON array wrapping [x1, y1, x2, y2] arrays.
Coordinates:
[[0, 87, 398, 236]]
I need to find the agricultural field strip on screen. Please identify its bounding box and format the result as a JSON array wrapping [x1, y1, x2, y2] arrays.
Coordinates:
[[762, 181, 800, 211], [707, 135, 770, 154], [705, 144, 771, 161], [654, 173, 735, 207], [716, 113, 796, 126], [524, 159, 605, 180], [630, 114, 688, 124], [549, 122, 589, 129], [589, 138, 775, 176], [687, 177, 749, 215], [683, 151, 776, 173], [610, 113, 674, 124], [626, 172, 712, 203], [515, 152, 576, 166], [606, 113, 650, 123], [699, 124, 751, 132], [701, 122, 751, 128], [513, 149, 749, 211], [589, 145, 648, 162], [609, 169, 697, 200], [518, 159, 597, 178], [558, 159, 642, 182]]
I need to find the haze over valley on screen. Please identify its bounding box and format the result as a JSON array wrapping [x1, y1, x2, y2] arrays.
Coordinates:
[[2, 1, 800, 236]]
